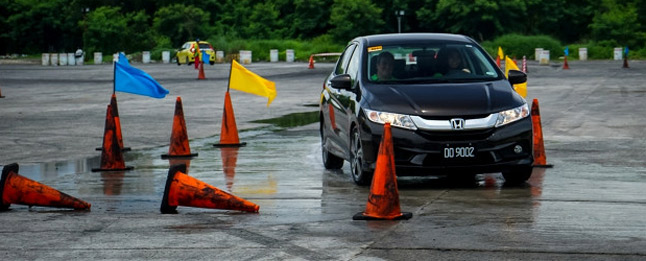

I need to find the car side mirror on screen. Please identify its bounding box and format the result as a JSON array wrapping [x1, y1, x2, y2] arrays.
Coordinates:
[[507, 70, 527, 85], [330, 74, 352, 89]]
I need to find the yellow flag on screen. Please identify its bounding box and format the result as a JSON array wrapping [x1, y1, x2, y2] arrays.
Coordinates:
[[505, 56, 527, 98], [230, 60, 277, 106], [498, 46, 504, 59]]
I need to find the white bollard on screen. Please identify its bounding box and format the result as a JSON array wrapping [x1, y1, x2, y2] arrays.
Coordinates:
[[42, 53, 50, 66], [539, 50, 550, 65], [67, 53, 76, 66], [162, 51, 170, 64], [94, 52, 102, 65], [613, 48, 622, 60], [286, 49, 294, 62], [50, 53, 58, 66], [113, 53, 119, 63], [239, 50, 252, 64], [534, 48, 543, 61], [142, 51, 150, 64], [270, 49, 278, 62], [578, 48, 587, 61], [216, 51, 224, 63], [59, 53, 68, 66]]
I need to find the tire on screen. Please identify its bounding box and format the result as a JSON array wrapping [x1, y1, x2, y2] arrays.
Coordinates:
[[502, 166, 533, 186], [176, 56, 181, 66], [186, 57, 191, 65], [350, 127, 372, 186], [210, 61, 215, 65]]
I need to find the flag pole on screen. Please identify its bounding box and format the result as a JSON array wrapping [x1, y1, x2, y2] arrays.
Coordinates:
[[113, 60, 116, 94], [226, 60, 234, 93]]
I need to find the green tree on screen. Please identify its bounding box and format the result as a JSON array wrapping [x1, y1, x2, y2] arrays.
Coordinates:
[[291, 0, 332, 39], [589, 0, 645, 48], [245, 2, 281, 39], [81, 6, 127, 54], [124, 10, 156, 53], [153, 4, 209, 47], [329, 0, 384, 42]]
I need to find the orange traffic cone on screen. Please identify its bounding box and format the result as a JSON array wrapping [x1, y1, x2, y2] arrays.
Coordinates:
[[198, 62, 206, 80], [96, 94, 131, 151], [92, 104, 134, 172], [220, 147, 240, 192], [563, 56, 570, 70], [1, 163, 91, 211], [213, 91, 246, 147], [531, 99, 553, 168], [0, 87, 5, 98], [160, 164, 259, 214], [308, 55, 315, 69], [623, 58, 629, 68], [162, 97, 198, 159], [353, 123, 412, 220], [496, 56, 501, 68]]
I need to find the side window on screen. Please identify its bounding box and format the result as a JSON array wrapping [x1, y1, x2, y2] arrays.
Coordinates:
[[346, 46, 361, 80], [335, 44, 357, 75]]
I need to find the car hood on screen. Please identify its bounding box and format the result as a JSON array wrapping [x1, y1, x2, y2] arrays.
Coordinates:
[[362, 80, 525, 117]]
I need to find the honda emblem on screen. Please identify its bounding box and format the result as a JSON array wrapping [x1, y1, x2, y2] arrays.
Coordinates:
[[450, 118, 465, 130]]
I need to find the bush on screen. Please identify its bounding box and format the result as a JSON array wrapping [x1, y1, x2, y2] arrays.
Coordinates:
[[481, 34, 562, 60]]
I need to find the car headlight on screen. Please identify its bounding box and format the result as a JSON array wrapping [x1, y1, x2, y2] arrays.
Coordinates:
[[495, 103, 529, 127], [364, 109, 417, 130]]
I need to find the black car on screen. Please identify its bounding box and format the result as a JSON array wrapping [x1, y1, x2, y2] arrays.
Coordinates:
[[319, 33, 533, 185]]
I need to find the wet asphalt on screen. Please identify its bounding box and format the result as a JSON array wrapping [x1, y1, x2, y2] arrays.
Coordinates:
[[1, 60, 646, 260]]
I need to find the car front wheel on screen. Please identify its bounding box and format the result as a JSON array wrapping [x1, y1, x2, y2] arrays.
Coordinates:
[[350, 127, 372, 186], [502, 166, 533, 186]]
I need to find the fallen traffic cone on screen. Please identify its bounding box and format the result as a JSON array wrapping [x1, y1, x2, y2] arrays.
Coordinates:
[[198, 62, 206, 80], [353, 123, 412, 220], [563, 56, 570, 70], [623, 57, 629, 68], [308, 55, 315, 69], [160, 164, 259, 214], [220, 147, 240, 192], [162, 97, 198, 159], [96, 94, 131, 151], [213, 91, 246, 147], [92, 104, 134, 172], [1, 163, 91, 211], [531, 99, 553, 168]]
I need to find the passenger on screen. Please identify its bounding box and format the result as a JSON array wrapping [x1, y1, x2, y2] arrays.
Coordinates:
[[438, 48, 470, 75], [371, 51, 396, 81]]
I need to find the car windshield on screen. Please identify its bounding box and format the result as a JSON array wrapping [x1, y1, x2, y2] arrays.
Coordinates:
[[198, 43, 211, 49], [367, 43, 500, 83]]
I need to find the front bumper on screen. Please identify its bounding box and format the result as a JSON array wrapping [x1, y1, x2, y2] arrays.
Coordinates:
[[359, 116, 533, 176]]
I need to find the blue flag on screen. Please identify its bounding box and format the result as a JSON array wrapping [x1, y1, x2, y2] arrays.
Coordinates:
[[564, 46, 569, 56], [202, 50, 210, 64], [115, 53, 168, 98], [624, 46, 629, 56]]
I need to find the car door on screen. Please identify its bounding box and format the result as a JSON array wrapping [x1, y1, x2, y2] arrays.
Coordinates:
[[324, 43, 357, 157]]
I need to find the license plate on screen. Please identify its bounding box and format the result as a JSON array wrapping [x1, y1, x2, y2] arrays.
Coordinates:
[[443, 145, 476, 158]]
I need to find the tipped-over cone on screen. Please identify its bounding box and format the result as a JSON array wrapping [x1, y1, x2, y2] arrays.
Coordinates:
[[353, 123, 412, 220], [162, 97, 198, 158], [531, 99, 552, 168], [160, 164, 259, 214], [213, 91, 246, 147], [92, 104, 134, 172], [1, 163, 91, 211]]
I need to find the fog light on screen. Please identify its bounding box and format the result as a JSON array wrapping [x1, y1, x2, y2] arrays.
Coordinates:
[[513, 145, 523, 154]]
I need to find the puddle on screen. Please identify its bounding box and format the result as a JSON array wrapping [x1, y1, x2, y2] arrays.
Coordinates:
[[251, 111, 318, 128]]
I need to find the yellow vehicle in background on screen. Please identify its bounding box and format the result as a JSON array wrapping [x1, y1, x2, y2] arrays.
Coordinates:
[[176, 41, 216, 65]]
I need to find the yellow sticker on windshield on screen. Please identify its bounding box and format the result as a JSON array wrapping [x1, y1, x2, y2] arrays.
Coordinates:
[[368, 46, 382, 52]]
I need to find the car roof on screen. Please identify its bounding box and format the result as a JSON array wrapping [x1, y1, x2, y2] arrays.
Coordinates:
[[354, 33, 475, 46]]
